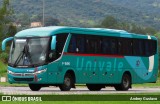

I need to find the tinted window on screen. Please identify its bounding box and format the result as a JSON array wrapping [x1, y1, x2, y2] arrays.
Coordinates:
[[145, 40, 157, 56], [68, 34, 157, 57], [110, 39, 117, 54], [133, 40, 145, 56], [86, 36, 102, 54], [118, 39, 123, 55], [56, 34, 68, 58], [68, 34, 85, 53], [68, 35, 77, 53], [102, 38, 111, 54], [118, 38, 132, 55], [102, 37, 118, 54], [76, 36, 85, 53]]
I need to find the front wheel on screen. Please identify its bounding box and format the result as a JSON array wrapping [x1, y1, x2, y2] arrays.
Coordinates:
[[114, 73, 131, 91], [59, 73, 73, 91], [29, 84, 41, 91]]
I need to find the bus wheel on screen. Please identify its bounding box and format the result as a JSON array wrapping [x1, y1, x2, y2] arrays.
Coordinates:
[[114, 73, 131, 91], [86, 84, 102, 91], [29, 84, 41, 91], [59, 73, 73, 91]]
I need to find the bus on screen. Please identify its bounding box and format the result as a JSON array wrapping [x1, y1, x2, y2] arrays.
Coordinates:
[[2, 26, 159, 91]]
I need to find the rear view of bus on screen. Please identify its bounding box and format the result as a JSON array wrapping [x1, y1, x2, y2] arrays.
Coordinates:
[[1, 26, 159, 91]]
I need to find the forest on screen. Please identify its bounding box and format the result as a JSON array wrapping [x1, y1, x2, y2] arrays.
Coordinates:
[[0, 0, 160, 30]]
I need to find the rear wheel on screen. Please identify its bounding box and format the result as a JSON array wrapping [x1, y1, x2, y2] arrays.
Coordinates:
[[114, 73, 131, 91], [86, 84, 103, 91], [29, 84, 41, 91], [59, 73, 74, 91]]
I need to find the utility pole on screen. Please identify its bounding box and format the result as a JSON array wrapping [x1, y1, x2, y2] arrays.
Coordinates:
[[43, 0, 45, 26]]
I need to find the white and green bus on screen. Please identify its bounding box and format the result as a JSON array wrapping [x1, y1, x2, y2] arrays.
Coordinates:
[[2, 26, 159, 91]]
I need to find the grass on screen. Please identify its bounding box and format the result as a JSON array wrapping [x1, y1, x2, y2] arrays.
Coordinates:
[[0, 61, 7, 77], [0, 82, 28, 87], [133, 82, 160, 87]]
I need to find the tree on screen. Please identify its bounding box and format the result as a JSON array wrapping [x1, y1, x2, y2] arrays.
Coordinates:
[[0, 0, 16, 40], [144, 27, 157, 35], [44, 16, 60, 26], [30, 14, 42, 22], [7, 24, 17, 37], [101, 16, 118, 29], [100, 15, 158, 35]]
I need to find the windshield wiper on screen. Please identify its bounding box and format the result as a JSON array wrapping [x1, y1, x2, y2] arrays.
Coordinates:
[[13, 44, 33, 67], [23, 44, 33, 65], [13, 49, 24, 67]]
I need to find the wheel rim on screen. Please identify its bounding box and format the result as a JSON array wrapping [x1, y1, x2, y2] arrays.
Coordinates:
[[123, 76, 129, 88], [64, 77, 71, 87]]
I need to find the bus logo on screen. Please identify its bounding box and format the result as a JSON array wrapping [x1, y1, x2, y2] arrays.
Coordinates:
[[2, 96, 11, 101], [136, 60, 140, 67]]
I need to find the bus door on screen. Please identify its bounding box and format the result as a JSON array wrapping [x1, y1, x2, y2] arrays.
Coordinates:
[[47, 34, 69, 83]]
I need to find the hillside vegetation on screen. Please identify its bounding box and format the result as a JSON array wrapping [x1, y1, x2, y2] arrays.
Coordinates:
[[0, 0, 159, 29]]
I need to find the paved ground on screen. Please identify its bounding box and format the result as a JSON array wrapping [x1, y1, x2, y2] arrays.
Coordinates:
[[0, 86, 160, 95]]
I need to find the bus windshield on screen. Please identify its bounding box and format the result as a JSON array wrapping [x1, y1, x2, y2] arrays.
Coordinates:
[[9, 37, 50, 67]]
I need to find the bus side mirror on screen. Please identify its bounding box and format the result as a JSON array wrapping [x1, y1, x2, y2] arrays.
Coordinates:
[[51, 36, 56, 50], [2, 37, 14, 51]]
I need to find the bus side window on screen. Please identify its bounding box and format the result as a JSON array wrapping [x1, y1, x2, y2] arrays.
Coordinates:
[[56, 34, 68, 57], [76, 36, 85, 53], [145, 40, 157, 56], [102, 38, 111, 54], [152, 41, 157, 55], [85, 35, 102, 54], [102, 38, 117, 55], [133, 40, 138, 56], [68, 34, 85, 53], [118, 39, 123, 55], [110, 39, 117, 54], [123, 39, 133, 56], [145, 40, 150, 56], [133, 39, 145, 56], [139, 40, 145, 56], [96, 38, 102, 54], [86, 36, 93, 53], [68, 35, 76, 53]]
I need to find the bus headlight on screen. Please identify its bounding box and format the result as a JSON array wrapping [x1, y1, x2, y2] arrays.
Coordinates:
[[8, 70, 14, 74], [35, 68, 47, 74]]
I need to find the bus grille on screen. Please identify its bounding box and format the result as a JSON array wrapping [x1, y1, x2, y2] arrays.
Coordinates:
[[13, 78, 34, 82], [12, 73, 34, 77]]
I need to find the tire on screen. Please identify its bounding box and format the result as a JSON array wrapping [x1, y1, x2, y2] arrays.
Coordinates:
[[59, 73, 73, 91], [29, 84, 41, 91], [114, 73, 131, 91], [86, 84, 102, 91]]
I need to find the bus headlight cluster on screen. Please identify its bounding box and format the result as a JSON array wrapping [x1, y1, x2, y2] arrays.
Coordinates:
[[8, 70, 14, 74], [35, 68, 47, 74]]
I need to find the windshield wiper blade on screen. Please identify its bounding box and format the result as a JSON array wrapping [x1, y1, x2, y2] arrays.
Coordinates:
[[13, 50, 24, 67], [13, 44, 31, 67], [23, 44, 33, 65]]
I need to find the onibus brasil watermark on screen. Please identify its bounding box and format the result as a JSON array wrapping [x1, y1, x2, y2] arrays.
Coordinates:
[[2, 96, 42, 101]]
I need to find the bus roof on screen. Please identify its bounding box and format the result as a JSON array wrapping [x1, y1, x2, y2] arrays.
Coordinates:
[[15, 26, 157, 40]]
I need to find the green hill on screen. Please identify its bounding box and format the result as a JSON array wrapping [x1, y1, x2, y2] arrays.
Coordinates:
[[1, 0, 160, 29]]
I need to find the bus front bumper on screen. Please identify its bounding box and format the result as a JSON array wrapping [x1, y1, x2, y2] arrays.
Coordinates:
[[7, 69, 48, 84], [8, 73, 47, 84]]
